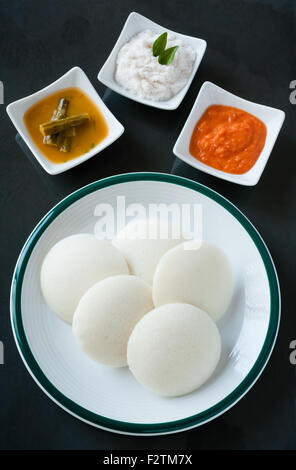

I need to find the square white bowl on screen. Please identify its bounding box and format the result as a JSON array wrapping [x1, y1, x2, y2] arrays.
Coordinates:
[[173, 81, 285, 185], [97, 11, 207, 110], [6, 66, 124, 175]]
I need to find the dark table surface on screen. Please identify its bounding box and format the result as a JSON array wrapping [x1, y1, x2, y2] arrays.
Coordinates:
[[1, 0, 296, 451]]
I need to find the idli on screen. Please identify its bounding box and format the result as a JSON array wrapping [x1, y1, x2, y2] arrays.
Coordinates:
[[127, 303, 221, 397], [72, 275, 154, 367], [40, 234, 129, 324], [113, 218, 186, 284], [153, 242, 233, 321]]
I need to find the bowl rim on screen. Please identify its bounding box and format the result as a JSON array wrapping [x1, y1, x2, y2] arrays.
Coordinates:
[[97, 11, 207, 110], [173, 81, 285, 185], [6, 66, 124, 175], [10, 172, 280, 435]]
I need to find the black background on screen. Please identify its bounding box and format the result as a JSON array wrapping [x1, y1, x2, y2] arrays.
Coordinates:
[[1, 0, 296, 450]]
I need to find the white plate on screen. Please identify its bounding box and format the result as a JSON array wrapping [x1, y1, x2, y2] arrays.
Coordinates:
[[6, 67, 124, 175], [173, 82, 285, 185], [10, 173, 280, 435], [98, 12, 207, 110]]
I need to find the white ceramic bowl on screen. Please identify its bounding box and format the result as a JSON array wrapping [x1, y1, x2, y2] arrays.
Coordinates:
[[6, 67, 124, 175], [173, 82, 285, 185], [97, 12, 207, 110], [10, 172, 280, 435]]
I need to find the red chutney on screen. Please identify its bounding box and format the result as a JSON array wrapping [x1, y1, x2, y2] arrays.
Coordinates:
[[189, 105, 267, 174]]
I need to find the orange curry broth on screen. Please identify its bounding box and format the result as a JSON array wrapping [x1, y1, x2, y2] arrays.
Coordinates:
[[189, 105, 267, 174], [24, 87, 108, 164]]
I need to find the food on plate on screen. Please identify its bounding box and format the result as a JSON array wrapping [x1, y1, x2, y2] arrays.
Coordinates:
[[43, 97, 69, 148], [55, 126, 76, 153], [152, 242, 233, 321], [115, 30, 196, 101], [189, 105, 267, 174], [127, 303, 221, 397], [72, 275, 154, 367], [24, 87, 108, 163], [40, 234, 129, 323], [39, 112, 90, 136], [112, 218, 187, 284], [40, 215, 233, 396]]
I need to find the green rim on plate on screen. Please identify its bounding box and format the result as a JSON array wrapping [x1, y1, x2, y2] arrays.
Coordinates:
[[10, 172, 280, 434]]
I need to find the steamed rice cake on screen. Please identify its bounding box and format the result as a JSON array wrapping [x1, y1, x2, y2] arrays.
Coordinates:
[[113, 218, 186, 284], [72, 275, 154, 367], [153, 242, 233, 321], [127, 303, 221, 397], [40, 234, 129, 323]]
